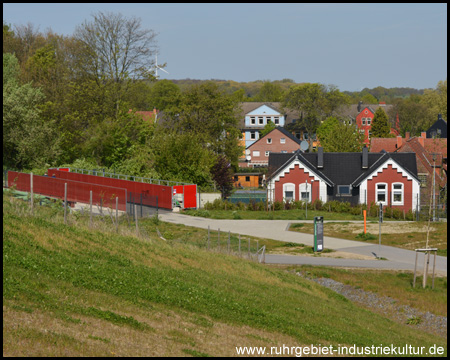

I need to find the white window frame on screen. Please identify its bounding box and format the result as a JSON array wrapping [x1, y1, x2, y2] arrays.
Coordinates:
[[267, 138, 272, 144], [367, 118, 371, 125], [258, 116, 264, 125], [376, 183, 388, 206], [280, 138, 286, 144], [299, 183, 311, 202], [391, 183, 404, 206], [274, 117, 279, 125], [265, 151, 270, 157], [252, 150, 260, 157], [250, 131, 256, 140], [266, 116, 272, 123], [250, 116, 256, 125], [362, 119, 366, 126], [283, 183, 295, 202]]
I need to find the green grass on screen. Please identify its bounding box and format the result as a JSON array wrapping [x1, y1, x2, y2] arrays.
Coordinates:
[[3, 194, 447, 356], [184, 208, 393, 221]]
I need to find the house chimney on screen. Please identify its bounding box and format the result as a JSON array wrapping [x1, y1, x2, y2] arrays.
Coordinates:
[[419, 132, 426, 147], [438, 113, 442, 121], [396, 136, 402, 149], [317, 147, 324, 168], [357, 101, 362, 113], [362, 146, 368, 169], [405, 132, 410, 140], [379, 101, 386, 106]]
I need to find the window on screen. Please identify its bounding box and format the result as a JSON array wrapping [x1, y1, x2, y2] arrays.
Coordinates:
[[245, 176, 250, 182], [338, 185, 351, 195], [258, 116, 264, 125], [274, 117, 279, 125], [267, 138, 272, 144], [283, 183, 295, 202], [418, 174, 427, 188], [265, 151, 270, 157], [303, 133, 309, 140], [252, 151, 260, 157], [299, 183, 311, 202], [392, 183, 404, 205], [367, 118, 371, 125], [266, 116, 272, 123], [376, 183, 387, 205], [362, 119, 366, 126], [250, 116, 256, 125], [280, 138, 286, 144]]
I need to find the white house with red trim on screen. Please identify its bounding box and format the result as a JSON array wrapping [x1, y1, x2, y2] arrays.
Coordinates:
[[267, 147, 421, 212]]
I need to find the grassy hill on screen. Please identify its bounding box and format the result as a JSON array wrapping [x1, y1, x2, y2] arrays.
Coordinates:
[[3, 195, 447, 356]]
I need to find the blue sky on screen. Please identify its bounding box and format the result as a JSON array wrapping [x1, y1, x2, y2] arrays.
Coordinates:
[[3, 3, 447, 91]]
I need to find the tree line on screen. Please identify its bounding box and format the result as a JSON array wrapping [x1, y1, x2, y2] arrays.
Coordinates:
[[3, 12, 447, 193]]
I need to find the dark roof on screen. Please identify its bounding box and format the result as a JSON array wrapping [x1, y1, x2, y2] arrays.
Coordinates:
[[268, 150, 418, 187], [426, 117, 447, 138]]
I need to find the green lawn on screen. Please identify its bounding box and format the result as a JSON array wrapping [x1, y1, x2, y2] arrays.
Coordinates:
[[3, 194, 447, 356]]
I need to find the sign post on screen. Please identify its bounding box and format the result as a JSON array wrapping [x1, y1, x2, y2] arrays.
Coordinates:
[[314, 216, 324, 252], [378, 204, 383, 256]]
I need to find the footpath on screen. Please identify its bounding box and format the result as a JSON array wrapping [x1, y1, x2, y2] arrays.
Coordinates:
[[158, 212, 447, 276]]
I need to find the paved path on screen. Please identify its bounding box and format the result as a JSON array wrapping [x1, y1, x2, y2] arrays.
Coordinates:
[[158, 212, 447, 275]]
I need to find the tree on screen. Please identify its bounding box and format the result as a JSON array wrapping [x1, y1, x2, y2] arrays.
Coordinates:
[[73, 11, 158, 114], [253, 81, 285, 102], [163, 82, 243, 167], [371, 107, 392, 138], [260, 121, 277, 137], [211, 154, 234, 199], [148, 79, 181, 111], [388, 95, 431, 136], [317, 119, 365, 152], [282, 83, 349, 151], [3, 53, 60, 169]]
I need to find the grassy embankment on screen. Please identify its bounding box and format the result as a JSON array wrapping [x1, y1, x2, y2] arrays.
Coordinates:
[[3, 194, 447, 356]]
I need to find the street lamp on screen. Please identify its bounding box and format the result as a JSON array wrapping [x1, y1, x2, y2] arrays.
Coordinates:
[[305, 179, 308, 219]]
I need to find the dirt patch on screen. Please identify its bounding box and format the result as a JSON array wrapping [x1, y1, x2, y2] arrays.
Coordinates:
[[328, 222, 436, 235]]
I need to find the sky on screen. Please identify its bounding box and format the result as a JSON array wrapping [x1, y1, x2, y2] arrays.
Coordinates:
[[3, 3, 447, 91]]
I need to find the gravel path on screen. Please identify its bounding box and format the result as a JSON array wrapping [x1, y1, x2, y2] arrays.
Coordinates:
[[295, 271, 447, 338]]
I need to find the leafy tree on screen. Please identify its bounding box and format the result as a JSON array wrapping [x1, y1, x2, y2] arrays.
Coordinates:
[[253, 81, 285, 102], [370, 107, 392, 138], [282, 83, 349, 151], [3, 53, 60, 169], [388, 95, 431, 136], [260, 121, 277, 137], [317, 118, 365, 152], [211, 154, 234, 199], [149, 128, 215, 186], [148, 79, 181, 111], [163, 81, 243, 167]]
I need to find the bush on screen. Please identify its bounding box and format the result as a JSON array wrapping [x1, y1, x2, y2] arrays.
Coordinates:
[[312, 198, 323, 211], [274, 201, 284, 211], [350, 205, 361, 216]]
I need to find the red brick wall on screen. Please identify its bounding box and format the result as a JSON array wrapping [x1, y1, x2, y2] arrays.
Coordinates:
[[249, 130, 299, 164], [366, 164, 413, 212], [356, 107, 373, 145], [274, 164, 319, 201]]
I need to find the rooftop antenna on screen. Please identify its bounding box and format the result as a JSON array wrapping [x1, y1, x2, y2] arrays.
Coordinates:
[[154, 54, 169, 78]]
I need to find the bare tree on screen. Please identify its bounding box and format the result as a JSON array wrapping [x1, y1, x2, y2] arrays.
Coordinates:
[[74, 12, 159, 111]]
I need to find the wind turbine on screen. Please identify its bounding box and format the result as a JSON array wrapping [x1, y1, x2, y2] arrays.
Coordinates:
[[154, 55, 169, 78]]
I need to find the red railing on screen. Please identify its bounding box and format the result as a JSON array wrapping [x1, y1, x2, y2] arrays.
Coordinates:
[[47, 169, 174, 210], [8, 171, 127, 211]]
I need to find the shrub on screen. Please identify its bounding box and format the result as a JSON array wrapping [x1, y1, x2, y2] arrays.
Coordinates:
[[350, 205, 361, 216], [313, 198, 323, 211], [274, 201, 284, 211]]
